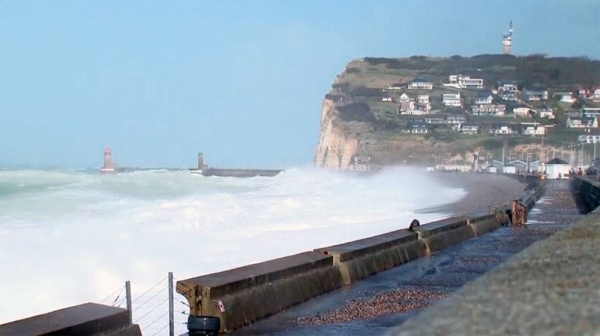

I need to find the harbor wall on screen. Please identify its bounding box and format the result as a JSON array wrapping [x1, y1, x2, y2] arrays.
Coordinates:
[[176, 194, 540, 333], [200, 168, 282, 177], [0, 303, 141, 336], [572, 176, 600, 211]]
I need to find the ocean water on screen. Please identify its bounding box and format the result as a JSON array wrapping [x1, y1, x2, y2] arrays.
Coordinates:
[[0, 166, 466, 334]]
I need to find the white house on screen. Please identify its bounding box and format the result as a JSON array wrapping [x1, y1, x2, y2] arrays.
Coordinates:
[[472, 104, 506, 116], [500, 91, 517, 101], [408, 78, 433, 90], [381, 97, 393, 102], [475, 93, 494, 105], [498, 81, 519, 92], [521, 123, 546, 135], [417, 95, 430, 104], [594, 88, 600, 99], [567, 116, 598, 129], [554, 91, 576, 103], [460, 124, 479, 135], [446, 115, 467, 125], [490, 123, 516, 135], [442, 93, 462, 107], [403, 121, 429, 133], [444, 75, 484, 89], [537, 105, 555, 119], [512, 106, 531, 117], [545, 158, 571, 179], [522, 87, 549, 101]]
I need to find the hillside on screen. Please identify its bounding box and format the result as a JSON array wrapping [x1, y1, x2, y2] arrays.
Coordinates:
[[314, 54, 600, 169]]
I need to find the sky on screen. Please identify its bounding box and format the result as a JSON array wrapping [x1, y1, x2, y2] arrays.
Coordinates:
[[1, 0, 599, 169]]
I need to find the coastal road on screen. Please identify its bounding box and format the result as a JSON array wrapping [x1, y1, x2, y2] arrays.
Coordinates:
[[232, 180, 585, 336]]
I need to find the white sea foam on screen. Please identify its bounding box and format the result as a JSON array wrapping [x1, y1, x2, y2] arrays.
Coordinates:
[[0, 166, 466, 334]]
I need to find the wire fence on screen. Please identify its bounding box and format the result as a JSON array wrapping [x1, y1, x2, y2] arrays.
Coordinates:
[[96, 272, 192, 336]]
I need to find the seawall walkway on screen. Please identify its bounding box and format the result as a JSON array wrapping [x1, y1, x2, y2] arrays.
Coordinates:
[[389, 180, 598, 336], [231, 181, 584, 335]]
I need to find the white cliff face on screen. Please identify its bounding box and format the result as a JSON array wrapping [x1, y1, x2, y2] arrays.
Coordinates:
[[314, 99, 359, 169]]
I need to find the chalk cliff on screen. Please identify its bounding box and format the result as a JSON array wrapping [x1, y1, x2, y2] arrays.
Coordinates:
[[314, 99, 359, 169]]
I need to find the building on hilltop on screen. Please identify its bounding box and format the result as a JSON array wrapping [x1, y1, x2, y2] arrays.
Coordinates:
[[522, 86, 549, 101], [536, 105, 555, 119], [511, 104, 531, 117], [460, 123, 480, 135], [490, 123, 517, 135], [502, 19, 514, 54], [442, 93, 462, 107], [472, 104, 506, 116], [443, 75, 484, 89], [408, 78, 433, 90], [520, 123, 546, 136], [567, 116, 598, 129], [474, 92, 494, 105], [403, 121, 429, 134], [446, 114, 467, 125], [417, 94, 430, 104]]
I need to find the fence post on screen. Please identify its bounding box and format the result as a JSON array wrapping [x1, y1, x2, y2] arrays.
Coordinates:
[[125, 281, 132, 324], [168, 272, 174, 336]]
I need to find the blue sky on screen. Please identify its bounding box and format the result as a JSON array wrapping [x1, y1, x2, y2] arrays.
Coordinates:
[[1, 0, 599, 169]]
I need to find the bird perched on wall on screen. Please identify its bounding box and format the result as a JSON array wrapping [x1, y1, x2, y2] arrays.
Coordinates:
[[408, 219, 420, 231]]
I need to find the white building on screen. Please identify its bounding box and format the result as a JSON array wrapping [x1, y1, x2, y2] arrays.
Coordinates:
[[408, 78, 433, 90], [442, 93, 462, 107], [417, 94, 430, 104], [545, 158, 571, 179], [444, 75, 484, 89], [472, 104, 506, 116], [475, 94, 494, 105], [521, 123, 546, 135], [567, 116, 598, 129]]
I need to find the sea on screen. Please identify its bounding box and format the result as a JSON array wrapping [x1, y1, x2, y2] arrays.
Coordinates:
[[0, 166, 466, 335]]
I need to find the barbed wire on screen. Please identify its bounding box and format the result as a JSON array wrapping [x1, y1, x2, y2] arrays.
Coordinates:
[[133, 285, 168, 312], [99, 285, 125, 304], [151, 324, 169, 336], [141, 311, 169, 332], [134, 298, 169, 324], [131, 276, 168, 305]]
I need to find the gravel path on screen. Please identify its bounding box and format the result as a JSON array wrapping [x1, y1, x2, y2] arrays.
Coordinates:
[[419, 173, 528, 216]]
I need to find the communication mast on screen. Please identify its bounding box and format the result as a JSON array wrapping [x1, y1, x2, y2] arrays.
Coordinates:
[[502, 19, 513, 54]]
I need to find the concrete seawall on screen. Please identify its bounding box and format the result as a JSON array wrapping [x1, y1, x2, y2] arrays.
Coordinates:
[[387, 179, 600, 336], [0, 303, 142, 336], [176, 186, 545, 334], [200, 168, 282, 178]]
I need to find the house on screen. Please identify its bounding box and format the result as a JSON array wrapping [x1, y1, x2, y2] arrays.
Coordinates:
[[415, 102, 432, 114], [381, 97, 393, 102], [417, 95, 430, 104], [472, 104, 506, 116], [475, 93, 494, 105], [522, 86, 549, 101], [408, 78, 433, 90], [545, 158, 571, 179], [521, 123, 546, 136], [490, 123, 516, 135], [425, 116, 446, 124], [403, 121, 429, 134], [511, 105, 531, 117], [498, 80, 519, 92], [442, 93, 462, 107], [444, 75, 484, 89], [578, 134, 600, 144], [582, 108, 600, 118], [446, 115, 467, 125], [594, 88, 600, 99], [566, 116, 598, 129], [460, 123, 479, 135], [500, 91, 517, 101], [554, 91, 576, 103], [537, 105, 555, 119]]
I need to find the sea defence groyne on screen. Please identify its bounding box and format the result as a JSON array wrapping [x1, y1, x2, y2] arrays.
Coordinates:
[[176, 184, 545, 334], [386, 176, 600, 336], [0, 303, 141, 336], [99, 148, 283, 178]]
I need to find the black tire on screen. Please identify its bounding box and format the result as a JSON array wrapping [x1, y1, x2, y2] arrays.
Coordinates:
[[187, 315, 221, 335]]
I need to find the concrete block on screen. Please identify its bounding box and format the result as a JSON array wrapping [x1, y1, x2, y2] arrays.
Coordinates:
[[468, 214, 501, 236], [176, 251, 343, 333], [0, 303, 135, 336]]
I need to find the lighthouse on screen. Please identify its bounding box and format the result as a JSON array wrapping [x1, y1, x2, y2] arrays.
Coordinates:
[[100, 147, 116, 173]]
